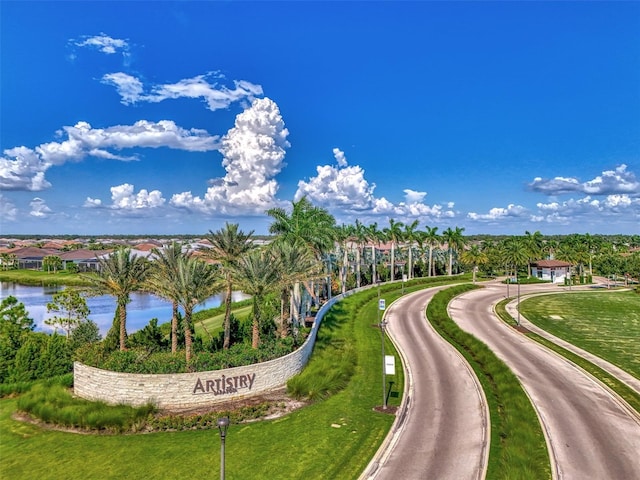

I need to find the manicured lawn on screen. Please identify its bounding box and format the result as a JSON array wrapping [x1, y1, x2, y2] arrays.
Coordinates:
[[193, 305, 252, 337], [1, 281, 421, 480], [519, 291, 640, 380], [0, 269, 89, 286]]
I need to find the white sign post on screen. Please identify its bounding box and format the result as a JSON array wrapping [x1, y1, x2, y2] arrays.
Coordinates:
[[385, 355, 395, 375], [379, 298, 386, 311]]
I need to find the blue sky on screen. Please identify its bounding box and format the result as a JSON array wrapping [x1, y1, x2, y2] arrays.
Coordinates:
[[1, 1, 639, 236]]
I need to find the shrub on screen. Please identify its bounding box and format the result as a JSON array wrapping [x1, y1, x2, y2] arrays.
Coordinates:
[[17, 382, 156, 433]]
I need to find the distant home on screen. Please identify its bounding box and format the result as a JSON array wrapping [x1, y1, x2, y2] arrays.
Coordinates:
[[530, 260, 572, 284]]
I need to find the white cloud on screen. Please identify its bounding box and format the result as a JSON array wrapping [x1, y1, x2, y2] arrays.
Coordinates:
[[170, 97, 290, 215], [29, 197, 52, 218], [295, 149, 456, 223], [102, 72, 263, 111], [0, 194, 18, 221], [333, 148, 347, 167], [110, 184, 165, 211], [534, 193, 640, 224], [404, 189, 427, 204], [529, 164, 640, 196], [74, 33, 129, 54], [1, 120, 219, 191], [0, 146, 52, 191], [296, 164, 378, 210], [84, 197, 103, 208], [467, 204, 528, 221], [101, 73, 144, 105]]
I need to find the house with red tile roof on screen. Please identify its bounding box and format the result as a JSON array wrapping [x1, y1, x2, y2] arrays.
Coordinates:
[[530, 259, 573, 284]]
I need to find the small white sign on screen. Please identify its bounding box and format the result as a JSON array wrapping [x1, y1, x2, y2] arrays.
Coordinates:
[[385, 355, 395, 375], [402, 274, 407, 282], [379, 299, 386, 311]]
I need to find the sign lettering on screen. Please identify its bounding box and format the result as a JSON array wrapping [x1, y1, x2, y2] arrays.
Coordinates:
[[193, 373, 256, 396]]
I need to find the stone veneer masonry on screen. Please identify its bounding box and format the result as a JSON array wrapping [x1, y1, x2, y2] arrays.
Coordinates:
[[74, 290, 355, 410]]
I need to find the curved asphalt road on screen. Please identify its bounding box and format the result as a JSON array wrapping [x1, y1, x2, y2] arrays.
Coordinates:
[[364, 287, 489, 480], [449, 281, 640, 479]]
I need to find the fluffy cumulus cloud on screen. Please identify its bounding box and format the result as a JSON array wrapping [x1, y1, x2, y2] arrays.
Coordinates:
[[0, 121, 219, 191], [102, 72, 263, 111], [468, 204, 528, 221], [170, 97, 290, 215], [533, 193, 640, 225], [109, 184, 165, 212], [83, 197, 103, 208], [73, 33, 129, 54], [529, 164, 640, 196], [403, 189, 427, 204], [29, 198, 52, 218], [295, 149, 455, 221]]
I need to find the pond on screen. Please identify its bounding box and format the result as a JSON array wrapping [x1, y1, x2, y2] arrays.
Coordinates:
[[0, 282, 249, 336]]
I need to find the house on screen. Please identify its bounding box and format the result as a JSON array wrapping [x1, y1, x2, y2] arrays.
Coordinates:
[[530, 260, 572, 284]]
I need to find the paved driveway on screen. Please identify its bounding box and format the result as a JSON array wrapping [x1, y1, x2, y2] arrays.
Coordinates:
[[449, 281, 640, 479], [364, 287, 488, 480]]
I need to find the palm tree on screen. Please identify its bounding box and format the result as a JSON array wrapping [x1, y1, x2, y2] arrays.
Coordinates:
[[206, 223, 255, 350], [366, 222, 382, 283], [269, 241, 322, 337], [267, 197, 335, 316], [460, 244, 488, 283], [174, 255, 220, 363], [403, 220, 420, 280], [501, 236, 529, 282], [83, 248, 148, 351], [233, 249, 282, 348], [423, 226, 440, 277], [146, 242, 184, 353], [267, 196, 336, 256], [353, 219, 368, 287], [524, 230, 544, 277], [383, 218, 404, 281], [442, 226, 466, 276], [334, 224, 355, 294]]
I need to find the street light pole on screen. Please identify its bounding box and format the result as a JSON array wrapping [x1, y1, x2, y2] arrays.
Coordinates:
[[217, 416, 229, 480], [516, 276, 521, 326], [381, 318, 387, 409]]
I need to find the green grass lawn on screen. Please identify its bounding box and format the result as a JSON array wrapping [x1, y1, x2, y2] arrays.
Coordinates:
[[193, 305, 252, 338], [1, 282, 416, 480], [519, 291, 640, 380], [0, 269, 89, 286]]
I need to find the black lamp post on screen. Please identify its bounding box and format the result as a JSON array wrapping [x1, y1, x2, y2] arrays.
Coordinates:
[[217, 416, 230, 480]]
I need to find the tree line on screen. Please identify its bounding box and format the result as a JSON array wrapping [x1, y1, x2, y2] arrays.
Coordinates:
[[2, 197, 638, 381]]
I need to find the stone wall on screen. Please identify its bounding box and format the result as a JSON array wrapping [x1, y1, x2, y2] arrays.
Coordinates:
[[74, 292, 346, 409]]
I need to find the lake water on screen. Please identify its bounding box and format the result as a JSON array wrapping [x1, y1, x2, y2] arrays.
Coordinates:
[[0, 282, 249, 336]]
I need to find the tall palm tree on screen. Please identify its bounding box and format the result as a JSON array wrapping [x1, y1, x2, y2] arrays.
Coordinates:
[[423, 226, 440, 277], [267, 197, 335, 315], [83, 248, 148, 351], [403, 220, 420, 280], [174, 255, 220, 364], [460, 244, 488, 283], [267, 196, 336, 257], [206, 223, 255, 350], [501, 236, 529, 281], [334, 224, 355, 294], [366, 222, 382, 283], [269, 241, 322, 337], [233, 248, 282, 348], [524, 230, 544, 277], [383, 218, 404, 281], [353, 219, 368, 287], [442, 226, 466, 276], [146, 242, 184, 353]]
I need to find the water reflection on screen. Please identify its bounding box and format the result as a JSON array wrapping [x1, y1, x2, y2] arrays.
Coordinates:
[[0, 282, 248, 335]]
